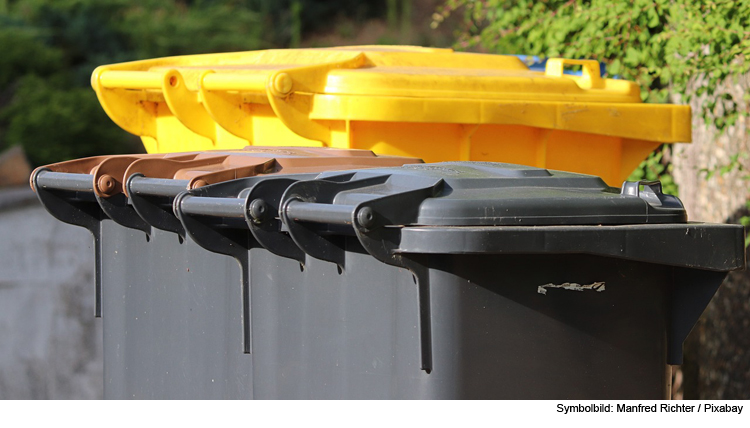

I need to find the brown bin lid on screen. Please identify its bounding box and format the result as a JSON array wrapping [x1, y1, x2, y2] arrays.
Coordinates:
[[32, 146, 422, 197]]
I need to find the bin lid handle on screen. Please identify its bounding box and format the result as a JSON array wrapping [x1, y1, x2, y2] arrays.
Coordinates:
[[545, 58, 604, 89]]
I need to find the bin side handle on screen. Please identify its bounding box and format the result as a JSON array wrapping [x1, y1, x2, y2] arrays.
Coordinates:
[[126, 174, 188, 236], [279, 174, 391, 267], [31, 169, 104, 317], [351, 182, 445, 374], [94, 53, 368, 145], [263, 53, 367, 144], [199, 71, 256, 142], [92, 68, 159, 139], [202, 53, 367, 144], [162, 69, 217, 141], [174, 191, 255, 354], [278, 174, 444, 373]]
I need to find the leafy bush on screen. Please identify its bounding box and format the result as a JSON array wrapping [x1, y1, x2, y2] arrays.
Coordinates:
[[436, 1, 750, 201], [0, 0, 386, 166]]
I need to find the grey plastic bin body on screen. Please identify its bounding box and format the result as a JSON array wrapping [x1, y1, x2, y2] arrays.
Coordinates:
[[32, 161, 746, 399], [100, 223, 250, 399]]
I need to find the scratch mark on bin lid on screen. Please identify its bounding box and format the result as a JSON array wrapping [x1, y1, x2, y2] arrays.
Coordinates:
[[537, 281, 606, 295]]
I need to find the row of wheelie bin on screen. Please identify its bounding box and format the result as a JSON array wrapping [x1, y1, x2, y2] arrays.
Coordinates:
[[31, 46, 745, 399]]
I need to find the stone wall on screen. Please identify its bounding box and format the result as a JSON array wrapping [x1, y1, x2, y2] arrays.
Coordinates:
[[672, 75, 750, 399], [0, 188, 102, 399]]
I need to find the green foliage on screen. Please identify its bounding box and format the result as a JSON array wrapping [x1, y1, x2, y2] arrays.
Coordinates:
[[437, 0, 750, 216], [0, 0, 387, 166], [741, 207, 750, 248], [0, 0, 266, 165], [0, 17, 63, 88], [116, 1, 264, 59], [249, 0, 386, 47], [437, 0, 750, 120], [0, 75, 142, 165], [699, 152, 748, 180]]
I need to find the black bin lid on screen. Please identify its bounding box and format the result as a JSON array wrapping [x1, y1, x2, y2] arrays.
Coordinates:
[[313, 162, 687, 226]]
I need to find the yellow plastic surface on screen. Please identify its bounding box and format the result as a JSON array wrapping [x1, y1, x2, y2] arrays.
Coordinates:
[[91, 46, 691, 185]]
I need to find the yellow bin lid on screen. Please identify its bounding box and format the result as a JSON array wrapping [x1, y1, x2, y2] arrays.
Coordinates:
[[91, 46, 690, 185]]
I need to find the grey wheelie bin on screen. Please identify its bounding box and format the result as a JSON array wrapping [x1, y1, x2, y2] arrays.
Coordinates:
[[174, 161, 745, 399], [29, 147, 421, 399], [33, 158, 745, 399]]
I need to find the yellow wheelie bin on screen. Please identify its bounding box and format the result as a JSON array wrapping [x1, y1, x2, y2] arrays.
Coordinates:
[[91, 45, 690, 185]]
